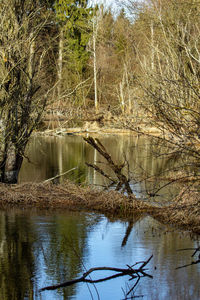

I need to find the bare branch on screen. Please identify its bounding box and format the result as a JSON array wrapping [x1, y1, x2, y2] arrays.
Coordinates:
[[84, 137, 133, 195], [39, 256, 153, 292]]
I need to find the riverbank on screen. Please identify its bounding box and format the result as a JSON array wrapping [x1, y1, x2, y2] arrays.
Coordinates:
[[1, 181, 199, 234], [39, 124, 162, 137], [40, 109, 161, 137]]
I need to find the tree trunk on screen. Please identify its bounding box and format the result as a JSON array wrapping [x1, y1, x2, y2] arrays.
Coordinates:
[[124, 63, 131, 113], [150, 21, 154, 71], [93, 13, 98, 113], [119, 74, 125, 114], [2, 143, 23, 184], [57, 28, 64, 102]]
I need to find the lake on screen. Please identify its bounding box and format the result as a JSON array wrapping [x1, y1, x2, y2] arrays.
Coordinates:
[[0, 135, 199, 299]]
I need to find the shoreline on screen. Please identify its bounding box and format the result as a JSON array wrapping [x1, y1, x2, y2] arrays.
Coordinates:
[[0, 181, 199, 235], [37, 126, 161, 137], [39, 113, 162, 137]]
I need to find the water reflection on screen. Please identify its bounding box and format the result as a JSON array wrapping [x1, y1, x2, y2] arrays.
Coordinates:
[[35, 212, 99, 299], [19, 136, 87, 184], [0, 210, 35, 300], [19, 135, 184, 201], [0, 209, 199, 299]]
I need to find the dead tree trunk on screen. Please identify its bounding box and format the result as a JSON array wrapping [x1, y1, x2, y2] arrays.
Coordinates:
[[84, 137, 133, 195]]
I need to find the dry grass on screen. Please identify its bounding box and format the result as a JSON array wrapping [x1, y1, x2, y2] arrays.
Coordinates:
[[152, 188, 200, 234], [0, 181, 151, 215], [0, 181, 199, 233]]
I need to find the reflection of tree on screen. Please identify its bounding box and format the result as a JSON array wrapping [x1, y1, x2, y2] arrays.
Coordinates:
[[0, 211, 35, 300], [119, 217, 200, 300], [121, 219, 138, 247], [38, 212, 99, 299], [19, 136, 88, 183], [0, 210, 100, 300]]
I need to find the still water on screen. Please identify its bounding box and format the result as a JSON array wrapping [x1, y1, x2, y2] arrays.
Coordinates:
[[0, 135, 199, 299], [19, 135, 185, 201], [0, 210, 200, 300]]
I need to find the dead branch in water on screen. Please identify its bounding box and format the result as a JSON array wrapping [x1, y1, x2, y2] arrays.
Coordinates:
[[39, 255, 153, 293], [84, 136, 133, 195]]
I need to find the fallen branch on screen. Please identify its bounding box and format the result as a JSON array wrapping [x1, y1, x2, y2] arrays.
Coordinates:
[[84, 137, 133, 195], [39, 255, 153, 292], [85, 162, 117, 183], [43, 167, 78, 183]]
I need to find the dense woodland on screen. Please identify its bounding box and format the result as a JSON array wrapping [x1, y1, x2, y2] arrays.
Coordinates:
[[0, 0, 200, 183]]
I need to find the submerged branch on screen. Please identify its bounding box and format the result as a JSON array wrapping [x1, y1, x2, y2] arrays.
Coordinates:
[[176, 259, 200, 270], [39, 256, 153, 292], [85, 162, 116, 183]]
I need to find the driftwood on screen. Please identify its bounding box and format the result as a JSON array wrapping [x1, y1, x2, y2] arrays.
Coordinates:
[[40, 255, 153, 295], [84, 136, 133, 195]]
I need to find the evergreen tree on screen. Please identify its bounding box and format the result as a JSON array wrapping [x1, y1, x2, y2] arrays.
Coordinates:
[[55, 0, 93, 73], [53, 0, 93, 105]]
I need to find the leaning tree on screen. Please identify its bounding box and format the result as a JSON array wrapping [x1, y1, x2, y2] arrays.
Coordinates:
[[0, 0, 56, 183]]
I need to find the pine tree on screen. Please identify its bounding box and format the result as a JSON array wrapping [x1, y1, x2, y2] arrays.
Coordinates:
[[55, 0, 92, 73], [54, 0, 93, 104]]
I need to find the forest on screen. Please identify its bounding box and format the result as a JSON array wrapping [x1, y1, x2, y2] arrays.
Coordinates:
[[0, 0, 199, 240], [0, 0, 200, 185], [0, 1, 200, 299]]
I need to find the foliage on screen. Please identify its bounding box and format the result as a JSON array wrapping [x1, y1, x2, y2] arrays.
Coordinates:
[[55, 0, 93, 73]]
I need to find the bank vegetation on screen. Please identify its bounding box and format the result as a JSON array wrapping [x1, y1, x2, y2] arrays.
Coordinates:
[[0, 180, 199, 234]]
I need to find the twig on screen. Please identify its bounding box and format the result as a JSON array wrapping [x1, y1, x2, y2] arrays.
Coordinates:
[[43, 167, 78, 183]]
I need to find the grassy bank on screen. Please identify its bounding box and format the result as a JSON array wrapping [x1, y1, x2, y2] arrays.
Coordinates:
[[0, 181, 151, 213], [0, 181, 199, 234], [152, 188, 200, 234]]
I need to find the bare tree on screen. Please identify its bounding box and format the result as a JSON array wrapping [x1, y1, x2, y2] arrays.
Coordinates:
[[0, 0, 55, 183], [141, 1, 200, 154], [121, 0, 200, 171]]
